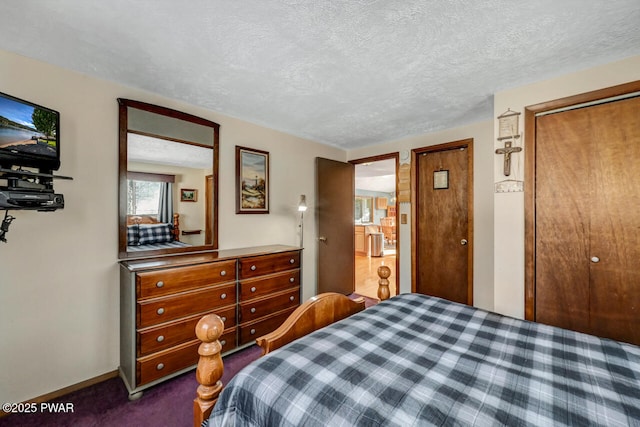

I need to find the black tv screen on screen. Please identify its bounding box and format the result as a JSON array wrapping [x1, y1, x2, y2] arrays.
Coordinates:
[[0, 92, 60, 171]]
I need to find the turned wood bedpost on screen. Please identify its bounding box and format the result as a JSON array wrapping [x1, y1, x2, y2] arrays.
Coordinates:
[[194, 314, 224, 427], [173, 213, 180, 242], [377, 265, 391, 301]]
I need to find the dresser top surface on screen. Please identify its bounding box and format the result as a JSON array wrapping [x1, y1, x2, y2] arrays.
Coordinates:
[[120, 244, 302, 272]]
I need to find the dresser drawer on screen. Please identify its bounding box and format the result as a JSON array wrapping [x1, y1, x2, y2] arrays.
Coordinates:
[[219, 328, 238, 354], [239, 307, 297, 346], [138, 305, 236, 356], [239, 287, 299, 323], [137, 283, 236, 328], [239, 270, 300, 301], [136, 260, 237, 299], [137, 340, 200, 386], [239, 251, 300, 279]]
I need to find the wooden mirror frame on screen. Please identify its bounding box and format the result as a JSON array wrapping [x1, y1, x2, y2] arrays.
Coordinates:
[[118, 98, 219, 259]]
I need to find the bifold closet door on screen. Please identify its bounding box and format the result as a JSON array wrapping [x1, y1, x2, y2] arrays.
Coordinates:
[[535, 96, 640, 345], [587, 97, 640, 345], [535, 107, 592, 335]]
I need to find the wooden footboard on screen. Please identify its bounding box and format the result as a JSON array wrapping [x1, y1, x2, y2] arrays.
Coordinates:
[[193, 293, 365, 426], [256, 293, 366, 355]]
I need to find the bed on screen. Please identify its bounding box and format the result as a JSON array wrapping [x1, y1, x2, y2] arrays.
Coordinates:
[[126, 213, 190, 252], [194, 292, 640, 426]]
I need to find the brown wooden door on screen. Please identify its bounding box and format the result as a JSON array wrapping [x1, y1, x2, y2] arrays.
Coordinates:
[[534, 108, 592, 334], [535, 96, 640, 345], [414, 140, 473, 305], [316, 157, 355, 295]]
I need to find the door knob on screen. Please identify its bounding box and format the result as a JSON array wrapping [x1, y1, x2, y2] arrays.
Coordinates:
[[318, 236, 327, 242], [460, 239, 468, 246], [591, 256, 600, 263]]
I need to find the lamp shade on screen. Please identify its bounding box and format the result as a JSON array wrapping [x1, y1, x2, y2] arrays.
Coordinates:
[[298, 194, 307, 212]]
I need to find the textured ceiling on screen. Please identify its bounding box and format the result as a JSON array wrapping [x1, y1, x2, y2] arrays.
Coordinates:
[[1, 1, 639, 150], [355, 159, 396, 193]]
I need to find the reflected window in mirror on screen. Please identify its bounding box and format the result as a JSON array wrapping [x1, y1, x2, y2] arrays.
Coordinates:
[[127, 172, 174, 218], [118, 99, 219, 259]]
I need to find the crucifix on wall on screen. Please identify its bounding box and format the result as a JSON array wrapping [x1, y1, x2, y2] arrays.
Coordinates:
[[495, 140, 522, 176], [495, 108, 522, 177]]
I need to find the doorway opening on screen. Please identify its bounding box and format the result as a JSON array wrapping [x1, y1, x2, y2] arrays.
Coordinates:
[[351, 154, 399, 300]]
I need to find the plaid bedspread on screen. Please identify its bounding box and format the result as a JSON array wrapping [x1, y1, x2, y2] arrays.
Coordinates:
[[207, 293, 640, 426], [126, 241, 190, 252]]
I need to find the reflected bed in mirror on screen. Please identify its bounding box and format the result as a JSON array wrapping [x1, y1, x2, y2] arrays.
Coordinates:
[[118, 99, 219, 259]]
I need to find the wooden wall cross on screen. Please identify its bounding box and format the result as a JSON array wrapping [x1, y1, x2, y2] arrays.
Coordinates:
[[495, 140, 522, 176]]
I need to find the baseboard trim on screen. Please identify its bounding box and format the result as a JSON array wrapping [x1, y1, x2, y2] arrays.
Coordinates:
[[0, 370, 119, 418]]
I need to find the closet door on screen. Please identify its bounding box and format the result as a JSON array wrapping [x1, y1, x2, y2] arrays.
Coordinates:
[[535, 108, 592, 335], [535, 96, 640, 345], [588, 97, 640, 345]]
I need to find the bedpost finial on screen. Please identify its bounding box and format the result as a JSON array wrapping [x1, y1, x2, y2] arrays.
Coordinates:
[[194, 313, 225, 427], [196, 314, 224, 343], [377, 265, 391, 301]]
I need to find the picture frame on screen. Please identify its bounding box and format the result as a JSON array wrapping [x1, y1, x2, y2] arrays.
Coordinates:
[[180, 188, 197, 202], [433, 170, 449, 190], [236, 146, 269, 214]]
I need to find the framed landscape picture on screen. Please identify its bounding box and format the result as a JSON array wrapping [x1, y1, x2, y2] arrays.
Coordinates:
[[180, 188, 197, 202], [236, 146, 269, 214]]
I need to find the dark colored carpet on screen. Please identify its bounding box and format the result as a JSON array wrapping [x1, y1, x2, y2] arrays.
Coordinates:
[[0, 345, 262, 427], [0, 294, 376, 427]]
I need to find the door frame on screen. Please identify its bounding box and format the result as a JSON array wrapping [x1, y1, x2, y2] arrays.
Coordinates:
[[524, 80, 640, 320], [350, 153, 400, 297], [411, 139, 474, 304]]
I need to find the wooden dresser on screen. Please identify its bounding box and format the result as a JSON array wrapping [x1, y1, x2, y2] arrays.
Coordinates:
[[119, 244, 301, 398]]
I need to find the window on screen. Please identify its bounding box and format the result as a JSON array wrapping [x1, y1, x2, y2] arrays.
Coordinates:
[[354, 196, 373, 224]]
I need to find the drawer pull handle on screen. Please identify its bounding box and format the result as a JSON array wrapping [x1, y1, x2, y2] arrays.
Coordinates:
[[290, 259, 295, 264], [289, 277, 295, 283], [221, 293, 227, 299], [290, 296, 295, 301], [156, 335, 165, 343], [250, 265, 257, 271], [221, 270, 226, 276], [250, 328, 256, 335], [220, 340, 226, 346], [156, 308, 165, 315], [221, 316, 227, 322], [251, 287, 256, 293], [156, 363, 165, 370], [250, 307, 256, 313], [156, 281, 164, 288]]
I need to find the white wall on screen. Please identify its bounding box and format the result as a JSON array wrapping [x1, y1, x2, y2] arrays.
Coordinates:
[[492, 54, 640, 319], [348, 120, 496, 311], [0, 49, 344, 404]]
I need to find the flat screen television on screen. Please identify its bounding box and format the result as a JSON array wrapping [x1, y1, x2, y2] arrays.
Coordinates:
[[0, 91, 60, 172]]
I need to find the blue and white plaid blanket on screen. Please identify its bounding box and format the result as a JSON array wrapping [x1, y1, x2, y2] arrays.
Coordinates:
[[207, 293, 640, 426]]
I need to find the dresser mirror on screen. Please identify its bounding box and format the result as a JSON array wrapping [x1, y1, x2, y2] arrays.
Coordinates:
[[118, 98, 219, 259]]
